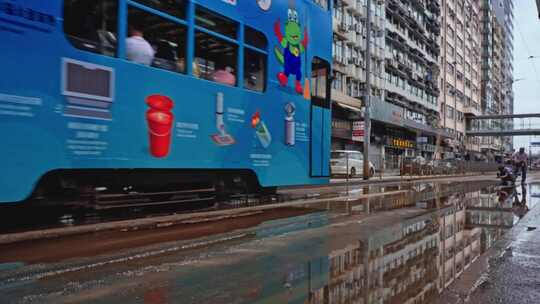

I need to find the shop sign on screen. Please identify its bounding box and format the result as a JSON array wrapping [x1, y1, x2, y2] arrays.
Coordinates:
[[352, 121, 364, 142], [369, 98, 405, 127], [332, 119, 352, 140], [419, 144, 437, 152], [388, 138, 415, 149], [417, 137, 428, 144]]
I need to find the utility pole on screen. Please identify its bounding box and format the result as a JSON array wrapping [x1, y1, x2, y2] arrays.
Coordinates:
[[363, 0, 372, 180]]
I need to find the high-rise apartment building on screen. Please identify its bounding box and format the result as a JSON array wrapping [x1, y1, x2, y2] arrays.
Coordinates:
[[494, 0, 514, 152], [439, 0, 483, 159], [331, 0, 387, 153], [382, 0, 444, 163], [477, 0, 514, 157], [331, 0, 449, 173], [330, 0, 513, 168]]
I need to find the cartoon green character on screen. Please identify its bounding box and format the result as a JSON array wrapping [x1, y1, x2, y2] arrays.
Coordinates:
[[274, 8, 308, 94]]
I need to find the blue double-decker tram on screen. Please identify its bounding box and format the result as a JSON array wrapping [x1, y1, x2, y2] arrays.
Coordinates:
[[0, 0, 332, 205]]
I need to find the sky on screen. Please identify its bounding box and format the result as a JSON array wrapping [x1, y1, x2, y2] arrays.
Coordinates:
[[512, 1, 540, 151]]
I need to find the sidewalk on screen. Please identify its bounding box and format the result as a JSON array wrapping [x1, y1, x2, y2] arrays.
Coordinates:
[[329, 171, 493, 186], [438, 180, 540, 304]]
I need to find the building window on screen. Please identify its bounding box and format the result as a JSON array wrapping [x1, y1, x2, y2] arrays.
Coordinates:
[[456, 54, 463, 65], [457, 36, 463, 49], [447, 25, 455, 40], [332, 71, 343, 91], [447, 44, 454, 58], [456, 20, 464, 32], [333, 2, 343, 23], [446, 105, 455, 119], [447, 83, 455, 95]]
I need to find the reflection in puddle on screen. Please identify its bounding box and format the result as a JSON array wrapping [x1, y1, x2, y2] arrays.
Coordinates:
[[156, 182, 532, 304], [2, 182, 537, 304]]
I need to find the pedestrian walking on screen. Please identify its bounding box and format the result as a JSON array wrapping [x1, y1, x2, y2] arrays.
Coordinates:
[[512, 147, 528, 184]]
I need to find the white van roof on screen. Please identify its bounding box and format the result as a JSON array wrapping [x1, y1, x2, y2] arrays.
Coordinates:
[[332, 150, 361, 153]]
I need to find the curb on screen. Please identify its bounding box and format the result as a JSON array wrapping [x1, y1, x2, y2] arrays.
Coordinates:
[[0, 190, 409, 245]]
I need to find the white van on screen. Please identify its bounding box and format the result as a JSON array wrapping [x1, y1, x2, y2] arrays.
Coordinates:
[[330, 150, 375, 177]]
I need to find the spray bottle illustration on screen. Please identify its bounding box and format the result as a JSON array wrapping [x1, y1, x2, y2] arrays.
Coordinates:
[[210, 92, 235, 146], [284, 102, 296, 146], [251, 111, 272, 148]]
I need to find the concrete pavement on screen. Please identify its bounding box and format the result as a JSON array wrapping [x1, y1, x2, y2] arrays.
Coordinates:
[[438, 179, 540, 304]]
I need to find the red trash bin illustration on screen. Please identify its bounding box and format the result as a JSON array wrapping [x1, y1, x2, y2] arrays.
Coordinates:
[[146, 95, 174, 158]]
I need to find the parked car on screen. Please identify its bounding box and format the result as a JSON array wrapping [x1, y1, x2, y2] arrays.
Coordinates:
[[330, 150, 375, 177], [429, 160, 457, 174], [401, 156, 431, 175]]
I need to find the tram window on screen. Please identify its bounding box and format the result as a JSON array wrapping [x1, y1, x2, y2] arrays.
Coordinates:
[[127, 7, 187, 73], [244, 48, 266, 92], [64, 0, 118, 56], [132, 0, 186, 19], [245, 26, 267, 50], [311, 57, 331, 108], [195, 6, 237, 39], [195, 31, 237, 86]]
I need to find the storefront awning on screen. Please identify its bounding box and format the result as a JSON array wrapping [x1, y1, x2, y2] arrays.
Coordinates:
[[335, 102, 362, 113]]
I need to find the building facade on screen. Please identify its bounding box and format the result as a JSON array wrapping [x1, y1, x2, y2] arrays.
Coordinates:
[[330, 0, 514, 169], [478, 0, 514, 158], [439, 0, 483, 159], [494, 0, 515, 152], [331, 0, 448, 173], [331, 0, 386, 153]]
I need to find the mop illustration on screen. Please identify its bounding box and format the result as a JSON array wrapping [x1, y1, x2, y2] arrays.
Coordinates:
[[210, 92, 236, 146], [251, 111, 272, 148]]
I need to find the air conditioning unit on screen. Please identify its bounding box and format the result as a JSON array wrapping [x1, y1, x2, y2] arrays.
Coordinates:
[[355, 24, 362, 33]]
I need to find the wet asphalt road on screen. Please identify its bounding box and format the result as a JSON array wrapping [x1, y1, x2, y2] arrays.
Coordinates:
[[0, 174, 538, 304]]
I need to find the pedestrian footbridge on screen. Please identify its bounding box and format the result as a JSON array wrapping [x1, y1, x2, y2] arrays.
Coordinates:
[[466, 113, 540, 136]]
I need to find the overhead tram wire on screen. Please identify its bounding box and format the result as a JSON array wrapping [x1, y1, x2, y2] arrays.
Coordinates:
[[514, 14, 540, 151], [514, 16, 540, 93]]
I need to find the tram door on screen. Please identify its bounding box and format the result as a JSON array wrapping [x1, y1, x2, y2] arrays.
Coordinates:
[[310, 58, 331, 177]]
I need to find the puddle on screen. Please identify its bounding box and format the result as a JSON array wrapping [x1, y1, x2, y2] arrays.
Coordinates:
[[1, 180, 537, 304]]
